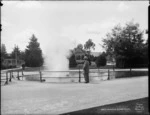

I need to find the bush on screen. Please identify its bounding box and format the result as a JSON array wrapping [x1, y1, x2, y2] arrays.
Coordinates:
[[69, 54, 77, 68], [116, 56, 148, 68], [95, 53, 107, 68]]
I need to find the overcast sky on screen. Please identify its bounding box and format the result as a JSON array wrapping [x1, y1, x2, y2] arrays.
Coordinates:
[[1, 1, 148, 54]]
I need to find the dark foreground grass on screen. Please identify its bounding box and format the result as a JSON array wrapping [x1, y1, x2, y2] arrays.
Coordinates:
[[61, 97, 149, 115]]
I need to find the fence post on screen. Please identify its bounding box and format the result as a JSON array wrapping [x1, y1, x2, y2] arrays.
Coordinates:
[[79, 67, 81, 83], [12, 70, 14, 78], [22, 69, 24, 76], [113, 64, 114, 71], [108, 69, 110, 80], [17, 71, 20, 80], [39, 70, 42, 82], [5, 72, 8, 84], [22, 70, 24, 80], [9, 72, 12, 82]]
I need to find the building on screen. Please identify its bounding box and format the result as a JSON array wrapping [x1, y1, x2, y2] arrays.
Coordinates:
[[73, 47, 86, 64], [2, 59, 25, 68], [73, 47, 102, 65]]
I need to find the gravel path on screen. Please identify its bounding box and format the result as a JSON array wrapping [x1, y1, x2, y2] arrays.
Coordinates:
[[1, 76, 148, 114]]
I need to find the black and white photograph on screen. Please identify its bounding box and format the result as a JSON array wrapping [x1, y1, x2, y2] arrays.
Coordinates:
[[1, 0, 149, 114]]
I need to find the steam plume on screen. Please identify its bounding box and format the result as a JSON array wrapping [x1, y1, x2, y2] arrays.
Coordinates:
[[44, 36, 73, 71]]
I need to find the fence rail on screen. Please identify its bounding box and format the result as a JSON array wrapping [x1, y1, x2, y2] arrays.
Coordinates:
[[1, 68, 24, 85], [38, 69, 112, 83], [0, 68, 115, 83], [1, 66, 148, 84]]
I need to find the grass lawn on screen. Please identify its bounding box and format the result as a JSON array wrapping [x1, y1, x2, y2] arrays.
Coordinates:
[[61, 97, 149, 115]]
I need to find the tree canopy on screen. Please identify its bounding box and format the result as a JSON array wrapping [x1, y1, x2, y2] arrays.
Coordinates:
[[1, 44, 7, 65], [84, 39, 95, 53], [1, 44, 7, 59], [1, 44, 8, 69], [95, 52, 107, 67], [25, 34, 44, 67], [10, 45, 21, 59], [103, 21, 148, 68]]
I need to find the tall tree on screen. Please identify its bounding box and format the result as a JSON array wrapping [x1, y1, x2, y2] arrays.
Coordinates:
[[20, 51, 26, 61], [103, 24, 122, 58], [1, 44, 8, 68], [103, 21, 147, 68], [25, 34, 44, 67], [11, 45, 21, 59], [1, 44, 7, 58]]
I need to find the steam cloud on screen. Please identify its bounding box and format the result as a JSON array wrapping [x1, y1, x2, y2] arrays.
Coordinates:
[[44, 36, 74, 71]]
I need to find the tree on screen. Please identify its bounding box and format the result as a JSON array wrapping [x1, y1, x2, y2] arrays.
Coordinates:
[[1, 44, 7, 59], [25, 34, 44, 67], [103, 21, 147, 68], [140, 38, 148, 67], [84, 39, 95, 53], [20, 51, 26, 61], [84, 39, 95, 65], [1, 44, 8, 69], [95, 52, 107, 68], [90, 55, 95, 62], [10, 45, 21, 59]]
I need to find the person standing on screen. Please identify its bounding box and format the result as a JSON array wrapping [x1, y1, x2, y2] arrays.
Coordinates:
[[83, 56, 89, 83]]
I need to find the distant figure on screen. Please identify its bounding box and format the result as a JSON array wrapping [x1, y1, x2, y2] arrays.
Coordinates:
[[22, 63, 25, 70], [83, 56, 89, 83]]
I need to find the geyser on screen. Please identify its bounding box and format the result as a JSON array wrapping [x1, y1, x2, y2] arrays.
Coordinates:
[[44, 36, 74, 77]]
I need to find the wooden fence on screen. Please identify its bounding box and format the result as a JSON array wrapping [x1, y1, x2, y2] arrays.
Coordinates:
[[2, 67, 147, 84], [1, 68, 24, 85]]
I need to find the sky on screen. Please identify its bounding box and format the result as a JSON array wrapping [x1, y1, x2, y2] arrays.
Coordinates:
[[1, 1, 149, 54]]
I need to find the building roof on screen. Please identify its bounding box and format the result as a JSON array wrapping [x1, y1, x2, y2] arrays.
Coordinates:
[[74, 48, 85, 54], [90, 52, 101, 57], [71, 48, 101, 57]]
